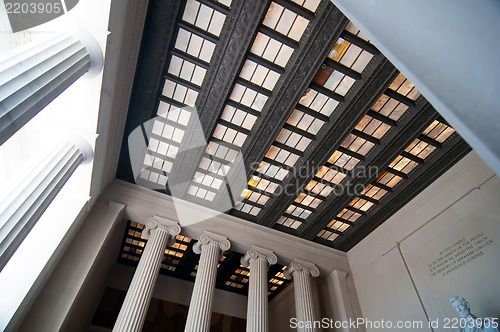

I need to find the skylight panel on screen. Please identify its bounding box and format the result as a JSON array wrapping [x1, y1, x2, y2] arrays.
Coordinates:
[[299, 88, 339, 116], [422, 120, 455, 143], [328, 38, 373, 73], [337, 208, 361, 222], [405, 139, 436, 159], [162, 79, 199, 106], [213, 124, 247, 147], [229, 83, 268, 111], [168, 55, 207, 86], [349, 197, 374, 212], [247, 191, 271, 205], [317, 230, 339, 241], [220, 105, 258, 131], [304, 180, 333, 197], [327, 220, 350, 232], [187, 184, 216, 201], [328, 150, 360, 171], [285, 204, 312, 219], [389, 73, 421, 101], [277, 216, 302, 229], [371, 94, 409, 121], [175, 28, 217, 62], [290, 0, 321, 12], [194, 171, 224, 190], [294, 193, 322, 208], [344, 21, 370, 42], [389, 155, 419, 174], [239, 60, 281, 90], [287, 109, 325, 135], [217, 0, 232, 7], [263, 2, 309, 42], [360, 184, 387, 201], [256, 161, 289, 181], [315, 166, 347, 184], [341, 134, 375, 156], [234, 202, 261, 216], [266, 145, 300, 167], [199, 156, 230, 176], [156, 101, 191, 126], [206, 141, 238, 162], [251, 33, 295, 68], [248, 175, 280, 194], [355, 115, 391, 139], [323, 70, 356, 96], [276, 128, 312, 152], [375, 171, 402, 188], [182, 0, 227, 36]]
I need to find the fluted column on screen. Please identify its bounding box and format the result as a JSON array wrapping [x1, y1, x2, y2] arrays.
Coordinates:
[[184, 232, 231, 332], [0, 28, 103, 145], [241, 246, 277, 332], [284, 259, 320, 332], [0, 138, 93, 271], [113, 217, 181, 332]]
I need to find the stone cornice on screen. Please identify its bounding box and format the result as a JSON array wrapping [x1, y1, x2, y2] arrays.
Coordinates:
[[102, 179, 350, 275]]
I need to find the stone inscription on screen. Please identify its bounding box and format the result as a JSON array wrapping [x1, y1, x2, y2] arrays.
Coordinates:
[[427, 232, 493, 278]]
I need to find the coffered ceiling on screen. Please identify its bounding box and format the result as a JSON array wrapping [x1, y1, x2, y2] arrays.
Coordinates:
[[116, 0, 470, 269]]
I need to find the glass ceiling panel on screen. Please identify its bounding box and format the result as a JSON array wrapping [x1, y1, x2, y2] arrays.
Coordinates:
[[299, 88, 339, 116], [229, 83, 268, 111], [175, 28, 216, 63], [389, 73, 421, 101], [220, 105, 258, 131], [263, 2, 310, 42], [168, 55, 207, 86], [183, 0, 227, 36], [240, 59, 281, 91], [344, 21, 371, 42], [257, 161, 289, 181], [371, 94, 409, 121], [162, 79, 199, 106], [355, 115, 391, 139], [405, 139, 437, 159], [290, 0, 321, 12], [250, 32, 295, 68], [422, 120, 456, 143], [277, 216, 302, 229]]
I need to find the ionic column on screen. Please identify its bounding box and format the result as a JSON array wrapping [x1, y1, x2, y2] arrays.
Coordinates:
[[241, 246, 277, 332], [113, 217, 181, 332], [0, 138, 93, 271], [284, 259, 320, 332], [184, 232, 231, 332], [0, 27, 103, 145]]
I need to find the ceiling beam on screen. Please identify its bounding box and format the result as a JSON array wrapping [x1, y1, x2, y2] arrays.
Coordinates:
[[116, 0, 185, 183]]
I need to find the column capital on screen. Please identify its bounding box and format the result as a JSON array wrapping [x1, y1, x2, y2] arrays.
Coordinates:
[[142, 216, 181, 241], [193, 231, 231, 256], [284, 259, 320, 279], [241, 245, 278, 268]]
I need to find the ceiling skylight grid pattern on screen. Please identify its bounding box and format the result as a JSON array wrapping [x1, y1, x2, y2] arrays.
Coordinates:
[[268, 22, 381, 230], [277, 71, 417, 231], [317, 120, 457, 243], [136, 0, 231, 196], [200, 0, 320, 206]]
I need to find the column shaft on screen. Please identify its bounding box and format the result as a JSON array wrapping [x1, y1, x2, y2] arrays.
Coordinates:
[[247, 257, 269, 332], [113, 218, 180, 332], [242, 246, 277, 332], [184, 232, 230, 332], [184, 243, 220, 332], [284, 259, 320, 332], [0, 141, 87, 271], [293, 271, 316, 332], [0, 30, 102, 145]]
